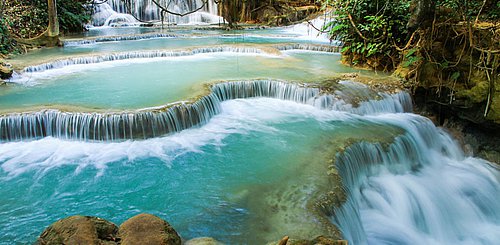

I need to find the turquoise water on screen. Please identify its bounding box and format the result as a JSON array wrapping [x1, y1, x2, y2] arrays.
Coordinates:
[[2, 52, 365, 111], [11, 28, 332, 66], [1, 26, 499, 245], [0, 98, 395, 243]]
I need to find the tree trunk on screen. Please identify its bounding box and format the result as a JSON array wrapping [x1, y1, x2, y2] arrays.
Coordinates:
[[15, 0, 60, 46], [47, 0, 60, 37], [407, 0, 435, 31]]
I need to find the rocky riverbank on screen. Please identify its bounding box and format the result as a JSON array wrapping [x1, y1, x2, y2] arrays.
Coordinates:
[[37, 213, 347, 245]]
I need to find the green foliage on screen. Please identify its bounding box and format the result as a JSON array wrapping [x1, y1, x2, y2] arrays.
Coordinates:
[[4, 0, 90, 39], [32, 0, 91, 34], [402, 48, 420, 68], [0, 18, 16, 55], [322, 0, 500, 71], [324, 0, 411, 70], [437, 0, 500, 20]]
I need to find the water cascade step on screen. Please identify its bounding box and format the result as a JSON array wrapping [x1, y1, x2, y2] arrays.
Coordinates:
[[63, 33, 183, 46], [19, 44, 341, 74], [0, 80, 411, 142], [331, 114, 500, 244]]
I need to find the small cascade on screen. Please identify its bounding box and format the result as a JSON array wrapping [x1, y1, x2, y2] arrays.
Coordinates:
[[0, 80, 411, 142], [94, 0, 222, 26], [283, 11, 339, 43], [91, 3, 138, 27], [275, 43, 341, 53], [22, 47, 267, 73], [331, 114, 500, 244], [63, 33, 181, 46], [20, 44, 340, 74], [0, 94, 221, 142]]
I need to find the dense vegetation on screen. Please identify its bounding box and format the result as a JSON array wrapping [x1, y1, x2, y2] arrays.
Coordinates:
[[324, 0, 500, 125], [1, 0, 90, 54]]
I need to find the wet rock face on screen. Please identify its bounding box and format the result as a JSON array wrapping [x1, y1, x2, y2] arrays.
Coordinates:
[[37, 215, 119, 245], [118, 213, 181, 245]]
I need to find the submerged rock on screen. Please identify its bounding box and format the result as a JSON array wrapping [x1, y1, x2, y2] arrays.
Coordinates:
[[37, 215, 118, 245], [118, 213, 181, 245], [267, 236, 348, 245], [185, 237, 224, 245], [311, 236, 348, 245]]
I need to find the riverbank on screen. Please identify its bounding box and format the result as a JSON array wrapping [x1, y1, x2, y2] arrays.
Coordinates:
[[37, 213, 348, 245]]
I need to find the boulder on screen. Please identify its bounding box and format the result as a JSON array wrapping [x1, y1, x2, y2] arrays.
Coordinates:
[[118, 213, 181, 245], [37, 215, 118, 245]]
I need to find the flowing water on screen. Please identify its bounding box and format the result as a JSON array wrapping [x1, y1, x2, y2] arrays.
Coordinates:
[[1, 16, 499, 245], [92, 0, 221, 27]]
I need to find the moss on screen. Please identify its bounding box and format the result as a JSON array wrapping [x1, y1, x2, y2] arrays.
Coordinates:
[[486, 91, 500, 123], [456, 81, 489, 104]]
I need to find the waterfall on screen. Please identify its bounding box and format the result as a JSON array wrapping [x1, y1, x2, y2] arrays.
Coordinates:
[[63, 33, 182, 46], [19, 44, 339, 74], [91, 2, 138, 27], [283, 11, 339, 43], [0, 80, 410, 142], [22, 47, 268, 73], [93, 0, 222, 26], [331, 114, 500, 244]]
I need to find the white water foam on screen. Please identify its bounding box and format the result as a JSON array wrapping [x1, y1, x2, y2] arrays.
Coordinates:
[[283, 12, 339, 44], [9, 52, 281, 86], [0, 98, 346, 178], [92, 3, 138, 27], [333, 113, 500, 245]]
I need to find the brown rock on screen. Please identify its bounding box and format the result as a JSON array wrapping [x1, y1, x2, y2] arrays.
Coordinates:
[[278, 236, 289, 245], [185, 237, 224, 245], [118, 213, 181, 245], [311, 236, 348, 245], [37, 215, 118, 245], [0, 62, 13, 80]]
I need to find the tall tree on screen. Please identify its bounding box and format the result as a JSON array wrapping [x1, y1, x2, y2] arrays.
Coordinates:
[[47, 0, 60, 37]]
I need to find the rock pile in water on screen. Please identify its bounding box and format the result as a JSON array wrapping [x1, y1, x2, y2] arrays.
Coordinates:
[[37, 213, 348, 244], [37, 213, 181, 245]]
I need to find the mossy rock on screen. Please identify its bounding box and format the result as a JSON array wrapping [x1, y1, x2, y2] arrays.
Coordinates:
[[455, 81, 489, 104], [118, 213, 181, 245], [37, 215, 118, 245]]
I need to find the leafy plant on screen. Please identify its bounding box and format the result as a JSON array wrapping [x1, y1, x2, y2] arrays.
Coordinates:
[[323, 0, 411, 70]]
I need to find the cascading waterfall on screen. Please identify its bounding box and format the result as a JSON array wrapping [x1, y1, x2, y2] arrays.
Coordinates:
[[283, 11, 339, 43], [0, 80, 410, 142], [332, 114, 500, 244], [63, 33, 182, 46], [21, 47, 267, 73], [18, 44, 340, 74], [91, 2, 138, 27], [93, 0, 221, 26]]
